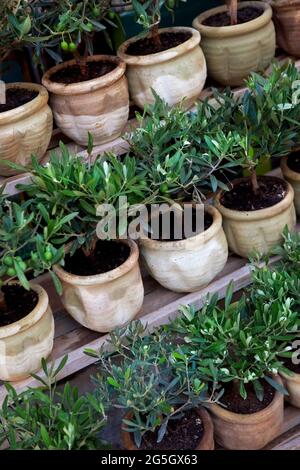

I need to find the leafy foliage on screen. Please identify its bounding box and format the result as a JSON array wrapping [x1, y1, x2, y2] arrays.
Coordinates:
[[87, 320, 210, 448], [0, 356, 108, 450], [132, 0, 186, 33]]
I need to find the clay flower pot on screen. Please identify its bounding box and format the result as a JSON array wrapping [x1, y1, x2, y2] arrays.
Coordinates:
[[281, 156, 300, 215], [139, 205, 228, 293], [215, 177, 296, 258], [280, 369, 300, 408], [117, 27, 207, 109], [0, 83, 53, 177], [0, 283, 54, 381], [192, 1, 275, 86], [272, 0, 300, 57], [209, 377, 284, 450], [54, 240, 144, 333], [42, 55, 129, 147], [122, 407, 214, 450]]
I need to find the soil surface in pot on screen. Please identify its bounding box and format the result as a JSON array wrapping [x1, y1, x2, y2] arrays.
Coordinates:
[[220, 380, 275, 414], [287, 152, 300, 174], [220, 177, 287, 211], [64, 240, 130, 276], [0, 88, 38, 113], [0, 284, 38, 327], [203, 6, 263, 27], [140, 409, 204, 450], [126, 31, 192, 56], [50, 61, 117, 84], [282, 356, 300, 374], [149, 208, 213, 241]]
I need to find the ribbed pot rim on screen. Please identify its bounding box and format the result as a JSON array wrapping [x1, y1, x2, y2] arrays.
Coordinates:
[[0, 82, 49, 126], [139, 204, 222, 251], [117, 27, 201, 66], [0, 283, 49, 339], [210, 376, 283, 423], [42, 55, 126, 96], [192, 1, 273, 39], [215, 176, 294, 221], [281, 155, 300, 182], [54, 239, 139, 286]]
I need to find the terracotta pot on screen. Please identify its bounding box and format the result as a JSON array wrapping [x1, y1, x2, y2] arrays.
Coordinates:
[[139, 205, 228, 293], [0, 82, 53, 177], [280, 369, 300, 408], [0, 283, 54, 381], [209, 377, 284, 450], [192, 1, 275, 86], [42, 55, 129, 146], [54, 239, 144, 332], [215, 177, 296, 258], [117, 27, 207, 109], [281, 155, 300, 215], [122, 407, 214, 450], [272, 0, 300, 57]]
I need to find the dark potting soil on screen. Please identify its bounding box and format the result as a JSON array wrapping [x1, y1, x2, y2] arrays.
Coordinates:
[[141, 409, 204, 450], [282, 356, 300, 374], [0, 88, 38, 113], [63, 240, 130, 276], [220, 380, 275, 414], [287, 152, 300, 174], [203, 6, 263, 27], [0, 284, 38, 327], [126, 31, 192, 56], [220, 177, 287, 212], [150, 209, 213, 241], [50, 61, 117, 84]]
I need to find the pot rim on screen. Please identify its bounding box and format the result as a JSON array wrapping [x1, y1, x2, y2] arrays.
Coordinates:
[[281, 155, 300, 182], [0, 82, 49, 126], [215, 176, 294, 221], [192, 1, 273, 39], [42, 55, 126, 96], [53, 238, 139, 286], [0, 283, 49, 339], [280, 369, 300, 382], [139, 204, 222, 251], [210, 376, 284, 424], [117, 26, 201, 66], [121, 406, 214, 450], [271, 0, 300, 9]]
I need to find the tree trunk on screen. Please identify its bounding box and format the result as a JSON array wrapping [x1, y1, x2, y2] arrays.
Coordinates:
[[151, 22, 161, 49], [227, 0, 238, 25], [250, 169, 260, 195]]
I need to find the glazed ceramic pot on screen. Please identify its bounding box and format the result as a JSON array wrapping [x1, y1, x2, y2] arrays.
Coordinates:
[[281, 156, 300, 215], [0, 283, 54, 381], [42, 55, 129, 147], [0, 82, 53, 177], [272, 0, 300, 57], [209, 377, 284, 450], [139, 205, 228, 293], [54, 240, 144, 333], [215, 177, 296, 258], [192, 1, 275, 86], [122, 407, 214, 450], [117, 27, 207, 109]]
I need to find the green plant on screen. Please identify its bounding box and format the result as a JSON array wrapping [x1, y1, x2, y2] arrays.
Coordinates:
[[27, 0, 111, 75], [131, 0, 186, 47], [87, 320, 210, 448], [0, 196, 75, 293], [168, 284, 297, 401], [128, 94, 240, 202], [0, 356, 108, 450]]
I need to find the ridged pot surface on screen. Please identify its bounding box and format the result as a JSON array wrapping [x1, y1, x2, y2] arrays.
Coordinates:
[[272, 0, 300, 57]]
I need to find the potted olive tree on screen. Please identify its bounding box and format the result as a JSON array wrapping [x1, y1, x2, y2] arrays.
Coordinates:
[[192, 0, 275, 86], [271, 0, 300, 57], [29, 0, 129, 146], [88, 321, 215, 450], [14, 143, 148, 333], [128, 95, 239, 293], [170, 285, 297, 450], [117, 0, 207, 109], [0, 0, 53, 177], [0, 195, 70, 381], [215, 64, 298, 258]]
